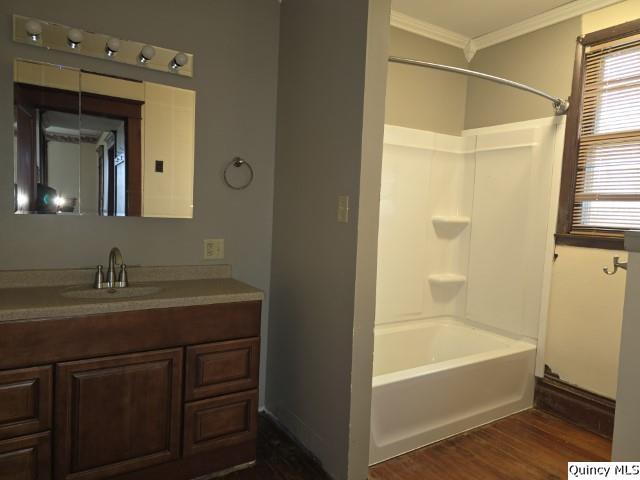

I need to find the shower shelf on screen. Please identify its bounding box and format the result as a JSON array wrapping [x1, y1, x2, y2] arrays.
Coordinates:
[[428, 274, 467, 285], [431, 216, 471, 227]]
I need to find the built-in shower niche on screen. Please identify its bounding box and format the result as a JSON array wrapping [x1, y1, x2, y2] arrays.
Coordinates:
[[431, 215, 471, 238]]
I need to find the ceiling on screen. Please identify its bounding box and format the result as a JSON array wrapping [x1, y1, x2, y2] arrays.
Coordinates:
[[43, 111, 123, 138], [391, 0, 577, 38]]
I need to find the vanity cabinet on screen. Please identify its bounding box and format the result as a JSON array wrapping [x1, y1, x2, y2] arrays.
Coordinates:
[[0, 300, 262, 480]]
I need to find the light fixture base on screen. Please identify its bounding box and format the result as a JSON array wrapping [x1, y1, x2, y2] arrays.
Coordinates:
[[12, 15, 194, 78]]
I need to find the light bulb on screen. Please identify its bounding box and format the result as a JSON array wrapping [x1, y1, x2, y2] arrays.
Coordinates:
[[25, 19, 42, 42], [16, 193, 29, 209], [139, 45, 156, 64], [170, 52, 188, 70], [105, 37, 121, 57], [67, 28, 83, 49]]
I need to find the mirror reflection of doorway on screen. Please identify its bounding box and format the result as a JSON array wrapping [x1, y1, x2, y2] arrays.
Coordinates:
[[13, 83, 142, 216], [93, 124, 127, 217], [97, 133, 124, 216]]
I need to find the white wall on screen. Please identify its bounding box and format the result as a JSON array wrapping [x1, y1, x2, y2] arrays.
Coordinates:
[[47, 142, 80, 205], [46, 141, 97, 214], [376, 126, 474, 325], [465, 119, 564, 340], [546, 246, 626, 398], [376, 119, 564, 346], [582, 0, 640, 33], [142, 82, 195, 218], [79, 142, 98, 215]]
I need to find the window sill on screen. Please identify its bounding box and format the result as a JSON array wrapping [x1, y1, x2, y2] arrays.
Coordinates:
[[555, 233, 625, 250]]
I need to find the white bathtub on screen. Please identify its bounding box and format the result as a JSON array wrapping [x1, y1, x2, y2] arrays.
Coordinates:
[[369, 318, 536, 465]]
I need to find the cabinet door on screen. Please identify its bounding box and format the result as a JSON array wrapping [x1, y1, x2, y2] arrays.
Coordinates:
[[55, 349, 182, 480], [0, 366, 52, 440], [0, 432, 50, 480]]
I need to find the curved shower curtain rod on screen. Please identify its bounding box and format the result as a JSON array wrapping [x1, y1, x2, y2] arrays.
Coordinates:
[[389, 56, 570, 116]]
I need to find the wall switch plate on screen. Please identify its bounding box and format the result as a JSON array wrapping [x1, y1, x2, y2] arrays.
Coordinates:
[[203, 239, 224, 260], [337, 195, 350, 223]]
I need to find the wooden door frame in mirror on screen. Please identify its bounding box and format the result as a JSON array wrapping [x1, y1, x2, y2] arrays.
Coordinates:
[[14, 83, 143, 216]]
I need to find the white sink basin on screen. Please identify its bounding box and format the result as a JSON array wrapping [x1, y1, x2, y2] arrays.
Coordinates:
[[61, 286, 162, 300]]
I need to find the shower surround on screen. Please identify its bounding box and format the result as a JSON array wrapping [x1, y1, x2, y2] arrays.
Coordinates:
[[370, 117, 565, 464]]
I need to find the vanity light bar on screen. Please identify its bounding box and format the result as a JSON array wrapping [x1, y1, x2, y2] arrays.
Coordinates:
[[12, 15, 194, 78]]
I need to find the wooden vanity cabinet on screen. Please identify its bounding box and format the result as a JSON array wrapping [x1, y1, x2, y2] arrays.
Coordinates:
[[0, 301, 261, 480]]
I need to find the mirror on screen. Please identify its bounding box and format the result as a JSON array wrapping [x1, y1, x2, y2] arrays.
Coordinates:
[[13, 59, 195, 218]]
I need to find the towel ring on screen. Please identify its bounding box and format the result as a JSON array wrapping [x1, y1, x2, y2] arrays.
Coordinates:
[[223, 157, 254, 190]]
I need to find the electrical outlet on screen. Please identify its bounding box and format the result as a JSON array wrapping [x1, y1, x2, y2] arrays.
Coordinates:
[[337, 195, 350, 223], [203, 239, 224, 260]]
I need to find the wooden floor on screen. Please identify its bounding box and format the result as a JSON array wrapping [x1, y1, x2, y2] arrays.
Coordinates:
[[224, 409, 610, 479], [221, 415, 330, 479], [369, 409, 612, 480]]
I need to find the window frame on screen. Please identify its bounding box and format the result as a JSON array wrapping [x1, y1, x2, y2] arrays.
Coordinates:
[[557, 18, 640, 250]]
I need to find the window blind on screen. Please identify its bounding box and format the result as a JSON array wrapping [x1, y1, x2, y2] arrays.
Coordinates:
[[573, 34, 640, 232]]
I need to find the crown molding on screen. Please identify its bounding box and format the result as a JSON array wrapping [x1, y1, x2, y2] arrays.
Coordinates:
[[391, 0, 625, 57], [472, 0, 625, 49], [463, 40, 478, 62], [390, 10, 470, 50]]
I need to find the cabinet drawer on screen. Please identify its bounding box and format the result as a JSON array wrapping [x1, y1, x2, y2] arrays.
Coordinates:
[[183, 390, 257, 457], [186, 338, 259, 400], [0, 432, 51, 480], [0, 366, 51, 440]]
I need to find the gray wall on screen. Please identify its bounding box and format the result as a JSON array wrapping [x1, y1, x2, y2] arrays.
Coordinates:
[[348, 2, 390, 478], [465, 18, 580, 129], [386, 27, 468, 135], [386, 18, 580, 133], [0, 0, 280, 404], [266, 1, 389, 478]]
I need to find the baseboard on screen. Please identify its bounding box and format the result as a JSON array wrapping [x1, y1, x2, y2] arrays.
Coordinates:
[[534, 375, 616, 439]]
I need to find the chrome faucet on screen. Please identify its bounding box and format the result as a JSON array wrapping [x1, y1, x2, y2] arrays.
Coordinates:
[[94, 247, 128, 289]]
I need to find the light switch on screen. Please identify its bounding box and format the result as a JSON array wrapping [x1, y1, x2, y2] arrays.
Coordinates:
[[337, 195, 350, 223], [203, 239, 224, 260]]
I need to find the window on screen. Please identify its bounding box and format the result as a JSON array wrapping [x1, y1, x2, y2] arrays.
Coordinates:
[[557, 19, 640, 249]]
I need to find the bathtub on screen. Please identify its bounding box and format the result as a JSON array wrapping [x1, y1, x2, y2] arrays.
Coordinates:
[[369, 318, 536, 465]]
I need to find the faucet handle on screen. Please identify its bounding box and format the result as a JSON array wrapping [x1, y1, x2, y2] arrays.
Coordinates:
[[94, 265, 104, 289], [118, 264, 128, 287]]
